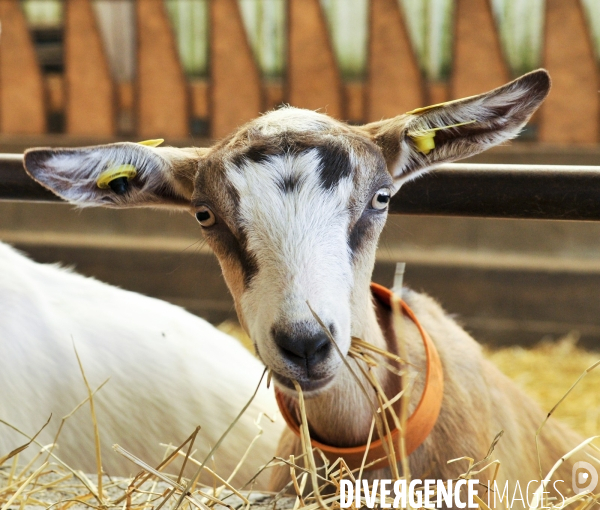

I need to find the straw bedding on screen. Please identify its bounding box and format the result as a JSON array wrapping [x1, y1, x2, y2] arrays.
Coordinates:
[[1, 323, 598, 509], [485, 332, 600, 437]]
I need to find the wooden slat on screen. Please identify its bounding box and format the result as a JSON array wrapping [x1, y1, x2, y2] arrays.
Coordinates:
[[427, 82, 449, 106], [539, 0, 599, 144], [0, 0, 46, 134], [366, 0, 424, 121], [117, 82, 134, 134], [65, 0, 115, 136], [345, 82, 364, 123], [46, 74, 64, 113], [136, 0, 189, 138], [210, 0, 262, 138], [190, 80, 209, 119], [450, 0, 509, 98], [265, 81, 284, 111], [287, 0, 343, 119], [119, 82, 134, 111]]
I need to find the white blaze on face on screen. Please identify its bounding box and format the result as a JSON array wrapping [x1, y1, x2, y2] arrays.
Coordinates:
[[225, 149, 354, 377]]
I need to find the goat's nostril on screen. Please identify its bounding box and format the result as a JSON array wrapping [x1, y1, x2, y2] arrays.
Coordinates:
[[306, 333, 330, 358], [272, 322, 332, 369], [328, 323, 336, 337], [309, 336, 331, 365]]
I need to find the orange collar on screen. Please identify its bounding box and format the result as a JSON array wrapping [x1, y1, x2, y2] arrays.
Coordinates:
[[275, 283, 444, 472]]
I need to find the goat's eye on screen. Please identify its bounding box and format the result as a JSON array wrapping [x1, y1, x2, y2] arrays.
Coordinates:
[[371, 189, 391, 210], [195, 206, 216, 227]]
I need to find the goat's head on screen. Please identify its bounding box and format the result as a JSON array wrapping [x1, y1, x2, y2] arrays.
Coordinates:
[[25, 70, 550, 394]]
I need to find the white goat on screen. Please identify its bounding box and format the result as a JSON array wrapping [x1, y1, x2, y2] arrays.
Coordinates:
[[23, 70, 594, 503], [0, 242, 283, 486]]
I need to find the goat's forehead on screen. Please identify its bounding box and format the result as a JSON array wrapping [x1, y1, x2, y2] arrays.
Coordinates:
[[209, 132, 383, 186], [193, 111, 389, 211]]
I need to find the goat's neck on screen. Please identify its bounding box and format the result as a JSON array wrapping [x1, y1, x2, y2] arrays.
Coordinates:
[[302, 288, 395, 447]]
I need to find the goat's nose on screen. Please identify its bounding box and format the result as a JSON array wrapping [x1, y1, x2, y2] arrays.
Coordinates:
[[272, 322, 332, 369]]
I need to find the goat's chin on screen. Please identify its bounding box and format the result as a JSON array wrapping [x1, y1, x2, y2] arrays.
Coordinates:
[[273, 372, 337, 398]]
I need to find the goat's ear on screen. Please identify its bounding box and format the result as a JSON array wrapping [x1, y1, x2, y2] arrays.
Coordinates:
[[24, 142, 204, 209], [362, 69, 550, 188]]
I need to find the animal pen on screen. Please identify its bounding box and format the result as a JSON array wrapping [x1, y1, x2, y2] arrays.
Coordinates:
[[1, 0, 600, 508]]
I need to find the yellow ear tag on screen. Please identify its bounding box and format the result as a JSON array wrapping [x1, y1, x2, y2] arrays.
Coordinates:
[[408, 120, 477, 155], [137, 138, 164, 147], [411, 132, 436, 155], [97, 164, 137, 189]]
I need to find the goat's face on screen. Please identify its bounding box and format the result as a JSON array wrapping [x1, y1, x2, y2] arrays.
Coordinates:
[[194, 110, 393, 391], [24, 70, 551, 394]]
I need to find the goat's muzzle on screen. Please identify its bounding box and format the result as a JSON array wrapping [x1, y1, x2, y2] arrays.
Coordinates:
[[270, 320, 338, 391]]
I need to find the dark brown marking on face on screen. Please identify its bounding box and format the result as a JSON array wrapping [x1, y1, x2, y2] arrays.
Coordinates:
[[278, 174, 300, 194], [203, 216, 259, 289], [344, 145, 392, 260], [229, 137, 314, 169], [317, 142, 352, 191], [347, 194, 388, 260], [231, 144, 271, 167], [222, 132, 359, 195], [193, 158, 258, 288], [348, 215, 373, 259]]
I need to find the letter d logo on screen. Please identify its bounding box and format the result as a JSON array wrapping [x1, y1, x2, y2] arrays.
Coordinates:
[[572, 461, 598, 495]]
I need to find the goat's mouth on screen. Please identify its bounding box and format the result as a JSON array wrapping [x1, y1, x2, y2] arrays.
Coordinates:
[[272, 372, 336, 396]]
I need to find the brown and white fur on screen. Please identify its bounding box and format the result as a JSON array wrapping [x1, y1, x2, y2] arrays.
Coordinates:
[[24, 70, 593, 505]]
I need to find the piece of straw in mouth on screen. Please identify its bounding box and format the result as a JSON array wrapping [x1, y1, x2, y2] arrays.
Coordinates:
[[354, 362, 401, 480], [292, 379, 327, 509], [351, 337, 407, 365], [289, 454, 305, 508], [307, 301, 395, 467]]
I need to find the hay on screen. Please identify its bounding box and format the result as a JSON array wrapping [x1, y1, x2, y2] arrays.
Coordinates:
[[0, 382, 291, 510], [0, 352, 290, 510], [3, 322, 599, 509], [485, 332, 600, 437]]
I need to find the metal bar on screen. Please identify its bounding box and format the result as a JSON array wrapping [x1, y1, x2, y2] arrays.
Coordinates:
[[0, 154, 59, 202], [391, 163, 600, 221], [2, 155, 600, 221]]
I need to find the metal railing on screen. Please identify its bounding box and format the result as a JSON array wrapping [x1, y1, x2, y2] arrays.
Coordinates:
[[2, 154, 600, 221]]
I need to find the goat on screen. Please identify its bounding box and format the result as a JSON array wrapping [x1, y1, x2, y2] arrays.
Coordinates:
[[0, 241, 283, 487], [23, 69, 594, 504]]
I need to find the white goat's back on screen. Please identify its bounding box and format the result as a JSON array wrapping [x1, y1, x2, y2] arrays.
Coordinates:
[[0, 242, 282, 486]]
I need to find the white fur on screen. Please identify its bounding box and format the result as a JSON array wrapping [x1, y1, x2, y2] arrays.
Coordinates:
[[227, 151, 354, 382], [0, 242, 282, 486]]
